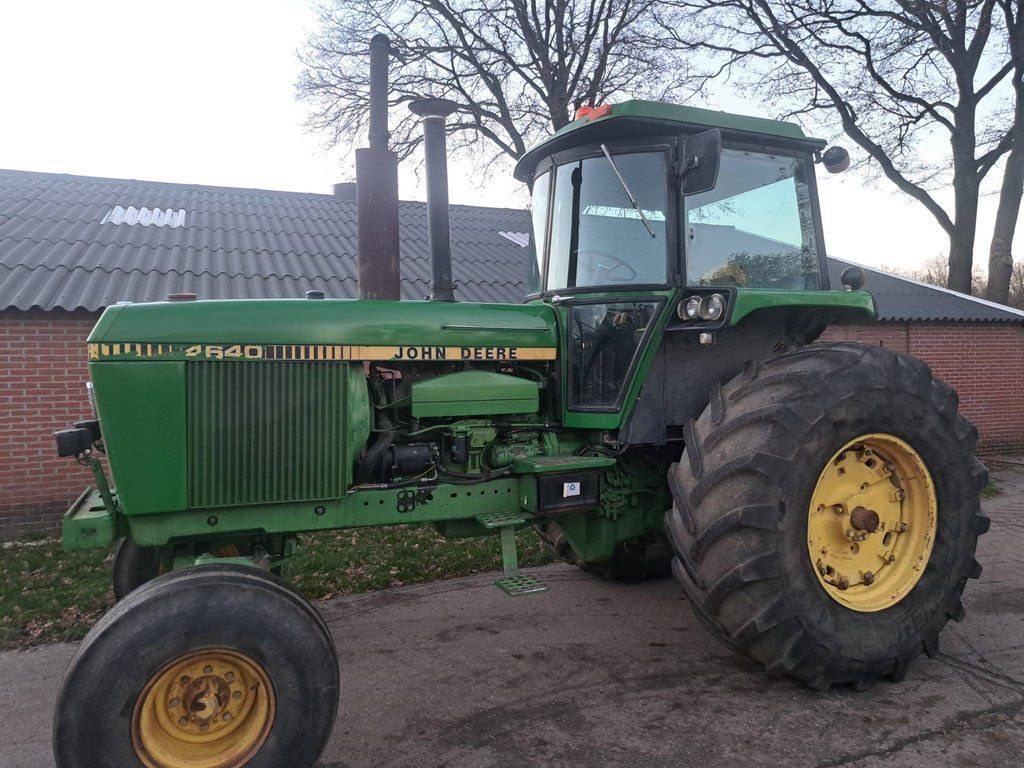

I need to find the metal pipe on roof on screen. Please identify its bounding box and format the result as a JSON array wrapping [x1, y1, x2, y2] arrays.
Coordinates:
[[409, 98, 459, 302], [356, 34, 401, 301]]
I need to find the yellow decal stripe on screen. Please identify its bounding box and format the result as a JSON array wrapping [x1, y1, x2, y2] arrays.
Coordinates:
[[87, 343, 557, 362]]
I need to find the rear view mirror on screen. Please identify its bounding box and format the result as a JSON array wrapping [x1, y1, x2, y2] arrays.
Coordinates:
[[681, 129, 721, 196]]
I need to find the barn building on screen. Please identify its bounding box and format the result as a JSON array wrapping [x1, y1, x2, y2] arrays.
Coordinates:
[[2, 168, 1022, 537]]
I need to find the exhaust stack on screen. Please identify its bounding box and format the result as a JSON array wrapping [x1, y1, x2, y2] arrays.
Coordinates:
[[409, 98, 459, 302], [355, 34, 401, 300]]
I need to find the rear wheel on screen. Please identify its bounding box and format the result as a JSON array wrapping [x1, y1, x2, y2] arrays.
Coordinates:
[[54, 565, 339, 768], [666, 343, 989, 689]]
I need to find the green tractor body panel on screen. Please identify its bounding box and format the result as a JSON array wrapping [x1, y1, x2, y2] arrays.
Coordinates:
[[728, 288, 875, 325], [411, 370, 540, 417]]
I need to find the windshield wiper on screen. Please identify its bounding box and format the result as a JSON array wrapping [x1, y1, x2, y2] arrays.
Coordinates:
[[600, 144, 656, 239]]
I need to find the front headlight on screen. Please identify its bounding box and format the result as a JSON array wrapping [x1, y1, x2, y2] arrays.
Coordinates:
[[682, 295, 702, 319], [701, 293, 726, 321]]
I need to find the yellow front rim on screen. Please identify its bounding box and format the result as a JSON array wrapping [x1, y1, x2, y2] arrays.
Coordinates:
[[807, 433, 937, 612], [131, 649, 276, 768]]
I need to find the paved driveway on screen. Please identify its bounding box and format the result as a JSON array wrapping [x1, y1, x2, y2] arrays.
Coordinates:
[[4, 463, 1024, 768]]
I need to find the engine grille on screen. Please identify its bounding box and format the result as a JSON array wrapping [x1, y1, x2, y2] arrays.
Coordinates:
[[187, 361, 347, 508]]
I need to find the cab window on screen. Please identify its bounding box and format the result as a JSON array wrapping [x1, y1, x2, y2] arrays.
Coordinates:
[[684, 148, 820, 289], [545, 151, 668, 291]]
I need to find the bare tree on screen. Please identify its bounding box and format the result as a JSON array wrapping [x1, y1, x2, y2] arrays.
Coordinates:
[[985, 0, 1024, 303], [675, 0, 1022, 295], [297, 0, 697, 172]]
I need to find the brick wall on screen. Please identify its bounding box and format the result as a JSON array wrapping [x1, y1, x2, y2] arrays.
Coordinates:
[[1, 309, 100, 538], [820, 322, 1024, 453]]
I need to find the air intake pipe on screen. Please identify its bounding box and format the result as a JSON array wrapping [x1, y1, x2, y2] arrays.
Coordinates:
[[409, 98, 459, 302], [356, 34, 401, 300]]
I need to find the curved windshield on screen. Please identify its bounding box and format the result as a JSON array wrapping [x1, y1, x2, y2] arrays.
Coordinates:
[[684, 148, 820, 289], [541, 151, 667, 291]]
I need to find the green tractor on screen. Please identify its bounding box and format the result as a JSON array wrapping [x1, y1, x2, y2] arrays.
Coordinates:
[[50, 56, 988, 768]]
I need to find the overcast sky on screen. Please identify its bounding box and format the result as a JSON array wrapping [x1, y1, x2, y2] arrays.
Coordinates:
[[0, 0, 1016, 274]]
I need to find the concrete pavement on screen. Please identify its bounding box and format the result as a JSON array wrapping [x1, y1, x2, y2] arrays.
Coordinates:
[[4, 463, 1024, 768]]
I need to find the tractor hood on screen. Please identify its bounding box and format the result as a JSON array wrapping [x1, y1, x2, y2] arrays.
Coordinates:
[[87, 299, 559, 363]]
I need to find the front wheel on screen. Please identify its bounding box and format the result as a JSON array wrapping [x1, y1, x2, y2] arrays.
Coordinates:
[[54, 565, 339, 768], [666, 343, 989, 689], [112, 538, 162, 600]]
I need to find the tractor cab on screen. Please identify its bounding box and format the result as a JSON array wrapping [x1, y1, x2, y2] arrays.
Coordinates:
[[514, 100, 867, 428]]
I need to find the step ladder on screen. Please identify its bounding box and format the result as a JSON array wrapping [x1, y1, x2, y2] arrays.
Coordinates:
[[476, 511, 547, 596]]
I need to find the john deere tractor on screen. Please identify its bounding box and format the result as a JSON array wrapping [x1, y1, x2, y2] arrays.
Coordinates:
[[50, 50, 988, 768]]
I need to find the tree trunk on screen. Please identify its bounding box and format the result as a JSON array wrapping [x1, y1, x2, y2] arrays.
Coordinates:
[[986, 146, 1024, 304], [948, 133, 981, 294]]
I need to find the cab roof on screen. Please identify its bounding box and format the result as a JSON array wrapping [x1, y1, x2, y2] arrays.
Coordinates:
[[513, 99, 824, 182]]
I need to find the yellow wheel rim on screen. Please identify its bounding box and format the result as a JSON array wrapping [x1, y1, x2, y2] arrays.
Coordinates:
[[807, 433, 937, 612], [131, 649, 276, 768]]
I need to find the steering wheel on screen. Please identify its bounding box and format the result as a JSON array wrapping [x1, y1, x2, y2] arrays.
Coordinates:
[[576, 250, 638, 283]]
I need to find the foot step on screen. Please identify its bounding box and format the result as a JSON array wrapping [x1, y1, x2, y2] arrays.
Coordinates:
[[476, 511, 527, 529], [495, 574, 547, 596]]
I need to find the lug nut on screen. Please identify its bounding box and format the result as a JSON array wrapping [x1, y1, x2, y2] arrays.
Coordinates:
[[169, 697, 180, 707], [837, 577, 850, 590], [178, 717, 188, 727], [863, 571, 875, 585], [203, 665, 213, 674]]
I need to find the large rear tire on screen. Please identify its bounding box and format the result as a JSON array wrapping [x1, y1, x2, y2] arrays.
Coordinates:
[[666, 343, 989, 689], [54, 565, 339, 768]]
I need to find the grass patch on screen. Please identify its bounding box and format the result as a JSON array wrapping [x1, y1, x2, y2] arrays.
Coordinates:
[[0, 538, 115, 650], [0, 525, 555, 650], [982, 479, 1001, 499]]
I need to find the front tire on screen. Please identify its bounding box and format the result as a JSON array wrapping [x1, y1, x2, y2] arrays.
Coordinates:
[[666, 343, 989, 689], [112, 538, 162, 600], [54, 565, 339, 768]]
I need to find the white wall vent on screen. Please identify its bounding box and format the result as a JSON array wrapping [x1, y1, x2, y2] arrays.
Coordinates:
[[101, 205, 188, 228]]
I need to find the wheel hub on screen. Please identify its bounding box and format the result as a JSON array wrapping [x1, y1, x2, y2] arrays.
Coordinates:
[[131, 649, 275, 768], [807, 433, 937, 612]]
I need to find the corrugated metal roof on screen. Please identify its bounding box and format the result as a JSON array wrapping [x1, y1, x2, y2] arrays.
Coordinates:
[[829, 258, 1024, 323], [1, 168, 1020, 324], [0, 168, 532, 310]]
